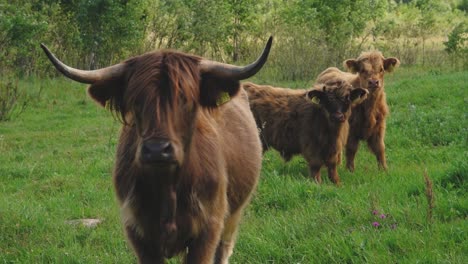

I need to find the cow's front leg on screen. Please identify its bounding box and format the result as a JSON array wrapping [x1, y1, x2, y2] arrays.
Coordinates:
[[214, 208, 246, 264], [186, 217, 224, 264]]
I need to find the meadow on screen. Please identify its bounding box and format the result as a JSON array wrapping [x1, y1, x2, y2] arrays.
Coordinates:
[[0, 66, 466, 263]]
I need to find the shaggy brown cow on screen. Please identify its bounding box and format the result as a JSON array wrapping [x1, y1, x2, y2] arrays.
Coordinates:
[[41, 37, 272, 264], [244, 79, 368, 185], [316, 51, 400, 172]]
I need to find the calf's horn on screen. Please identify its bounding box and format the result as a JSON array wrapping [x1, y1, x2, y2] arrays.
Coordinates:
[[199, 36, 273, 80], [40, 44, 125, 84]]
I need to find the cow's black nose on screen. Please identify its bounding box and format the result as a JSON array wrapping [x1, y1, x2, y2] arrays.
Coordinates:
[[141, 140, 174, 163], [332, 112, 345, 123]]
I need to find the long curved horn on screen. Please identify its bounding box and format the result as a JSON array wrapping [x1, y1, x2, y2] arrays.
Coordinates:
[[199, 36, 273, 80], [40, 44, 126, 84]]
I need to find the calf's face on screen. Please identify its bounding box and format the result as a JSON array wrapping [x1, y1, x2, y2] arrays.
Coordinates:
[[344, 52, 400, 92], [307, 81, 368, 123]]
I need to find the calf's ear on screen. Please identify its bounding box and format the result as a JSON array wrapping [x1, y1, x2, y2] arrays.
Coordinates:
[[384, 57, 400, 72], [344, 59, 359, 73], [350, 88, 369, 106], [306, 89, 325, 106], [87, 78, 126, 109], [199, 73, 240, 108]]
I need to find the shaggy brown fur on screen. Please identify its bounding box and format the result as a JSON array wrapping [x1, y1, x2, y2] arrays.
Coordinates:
[[86, 51, 262, 263], [244, 79, 367, 185], [316, 51, 400, 172]]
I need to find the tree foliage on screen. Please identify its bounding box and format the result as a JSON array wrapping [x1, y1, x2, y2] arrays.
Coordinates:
[[1, 0, 466, 79]]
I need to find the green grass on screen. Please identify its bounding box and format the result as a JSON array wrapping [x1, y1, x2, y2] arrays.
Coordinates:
[[1, 67, 467, 263]]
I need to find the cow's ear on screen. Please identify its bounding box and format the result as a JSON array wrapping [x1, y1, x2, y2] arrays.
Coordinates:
[[344, 59, 359, 73], [87, 78, 125, 109], [306, 89, 325, 106], [350, 88, 368, 106], [384, 57, 400, 72], [199, 73, 240, 107]]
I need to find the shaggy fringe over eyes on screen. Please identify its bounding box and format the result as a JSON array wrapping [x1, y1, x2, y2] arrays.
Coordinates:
[[106, 51, 202, 125], [321, 79, 353, 98], [356, 51, 384, 62]]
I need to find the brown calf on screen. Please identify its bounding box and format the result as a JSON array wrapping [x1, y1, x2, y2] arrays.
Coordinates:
[[41, 37, 272, 264], [244, 79, 368, 185], [316, 51, 400, 172]]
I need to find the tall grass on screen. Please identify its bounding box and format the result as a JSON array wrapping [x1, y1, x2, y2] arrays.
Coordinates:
[[0, 67, 466, 263]]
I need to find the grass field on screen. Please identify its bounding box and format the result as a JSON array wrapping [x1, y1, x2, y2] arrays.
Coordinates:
[[0, 67, 467, 263]]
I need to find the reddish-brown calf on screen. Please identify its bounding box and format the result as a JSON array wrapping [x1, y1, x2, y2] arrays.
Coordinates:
[[316, 51, 400, 171], [244, 79, 367, 185]]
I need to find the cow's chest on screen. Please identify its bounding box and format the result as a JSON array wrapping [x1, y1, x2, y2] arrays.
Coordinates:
[[123, 181, 208, 253]]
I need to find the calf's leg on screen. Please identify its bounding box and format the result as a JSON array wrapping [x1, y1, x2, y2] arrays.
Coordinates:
[[308, 162, 323, 184], [367, 133, 387, 170], [326, 163, 341, 186], [345, 136, 360, 172]]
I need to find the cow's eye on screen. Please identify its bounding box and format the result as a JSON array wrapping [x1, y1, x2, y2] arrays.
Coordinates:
[[380, 68, 384, 73]]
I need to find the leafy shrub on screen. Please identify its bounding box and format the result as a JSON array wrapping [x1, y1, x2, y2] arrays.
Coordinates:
[[0, 80, 27, 121], [444, 23, 468, 54]]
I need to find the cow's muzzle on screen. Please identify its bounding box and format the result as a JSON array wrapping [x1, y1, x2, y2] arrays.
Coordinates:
[[331, 112, 346, 123], [140, 139, 176, 164], [367, 79, 380, 89]]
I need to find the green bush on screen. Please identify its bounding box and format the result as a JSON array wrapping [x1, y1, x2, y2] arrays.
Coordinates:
[[444, 23, 468, 54], [1, 0, 467, 79], [0, 80, 27, 121]]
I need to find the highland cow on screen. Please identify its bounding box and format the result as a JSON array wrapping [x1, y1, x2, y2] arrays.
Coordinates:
[[244, 79, 368, 185], [41, 37, 272, 264], [316, 51, 400, 172]]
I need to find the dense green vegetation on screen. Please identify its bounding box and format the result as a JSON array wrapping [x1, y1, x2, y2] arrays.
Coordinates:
[[0, 67, 466, 263], [1, 0, 467, 80]]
